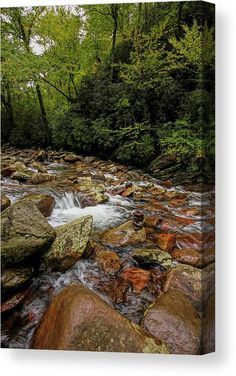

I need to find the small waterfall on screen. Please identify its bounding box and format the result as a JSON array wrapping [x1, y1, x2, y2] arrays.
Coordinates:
[[48, 191, 130, 230]]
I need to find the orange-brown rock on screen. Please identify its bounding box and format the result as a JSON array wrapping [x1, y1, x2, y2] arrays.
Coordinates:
[[153, 233, 176, 252], [32, 284, 168, 353], [143, 216, 162, 229], [121, 186, 136, 197], [101, 220, 146, 247], [142, 289, 201, 354], [92, 242, 121, 274], [171, 248, 200, 267], [120, 267, 151, 293]]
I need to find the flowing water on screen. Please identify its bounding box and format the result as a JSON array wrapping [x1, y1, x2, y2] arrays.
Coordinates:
[[1, 152, 215, 349]]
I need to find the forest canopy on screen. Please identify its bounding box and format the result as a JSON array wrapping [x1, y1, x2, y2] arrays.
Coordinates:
[[1, 1, 215, 178]]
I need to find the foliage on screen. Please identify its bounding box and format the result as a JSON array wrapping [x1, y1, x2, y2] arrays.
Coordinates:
[[1, 2, 215, 174]]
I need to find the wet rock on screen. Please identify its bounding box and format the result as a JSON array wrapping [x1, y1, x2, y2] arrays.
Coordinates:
[[80, 191, 109, 207], [132, 210, 145, 230], [32, 284, 168, 353], [153, 233, 176, 252], [171, 248, 200, 267], [202, 248, 215, 267], [28, 172, 56, 184], [31, 161, 47, 173], [1, 267, 33, 295], [202, 263, 215, 307], [1, 289, 30, 313], [90, 241, 121, 274], [144, 216, 162, 229], [63, 153, 80, 163], [120, 267, 151, 293], [19, 193, 55, 217], [1, 165, 16, 177], [121, 185, 137, 197], [1, 201, 56, 268], [11, 171, 31, 182], [201, 294, 215, 353], [142, 289, 201, 354], [43, 216, 93, 271], [162, 264, 202, 311], [1, 195, 11, 212], [132, 248, 172, 269], [35, 150, 47, 162], [101, 220, 146, 247]]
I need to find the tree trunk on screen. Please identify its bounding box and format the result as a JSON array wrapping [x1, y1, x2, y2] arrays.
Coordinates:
[[110, 4, 119, 80], [36, 83, 51, 145]]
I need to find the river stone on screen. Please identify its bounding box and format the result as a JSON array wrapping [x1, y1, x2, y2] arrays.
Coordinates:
[[43, 216, 93, 271], [1, 267, 33, 295], [1, 201, 56, 268], [31, 161, 47, 173], [142, 289, 201, 354], [1, 289, 30, 313], [120, 267, 151, 293], [32, 284, 168, 353], [11, 171, 31, 182], [101, 220, 146, 247], [132, 248, 172, 269], [152, 233, 176, 252], [162, 264, 202, 311], [1, 195, 11, 212], [171, 248, 200, 267], [28, 172, 56, 184], [19, 193, 55, 217]]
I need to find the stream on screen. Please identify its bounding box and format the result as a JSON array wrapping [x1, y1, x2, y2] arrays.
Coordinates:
[[0, 150, 215, 349]]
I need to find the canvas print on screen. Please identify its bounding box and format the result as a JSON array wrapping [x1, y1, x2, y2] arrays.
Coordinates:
[[1, 1, 215, 354]]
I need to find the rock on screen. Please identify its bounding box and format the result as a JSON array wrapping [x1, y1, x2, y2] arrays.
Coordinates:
[[1, 165, 15, 177], [132, 248, 172, 269], [1, 267, 33, 295], [101, 220, 146, 247], [63, 153, 80, 163], [121, 186, 136, 197], [171, 248, 200, 267], [1, 289, 30, 313], [120, 267, 151, 293], [1, 201, 56, 268], [162, 264, 202, 311], [202, 263, 215, 307], [142, 289, 201, 354], [43, 216, 93, 271], [202, 248, 215, 267], [35, 150, 47, 162], [32, 284, 168, 353], [11, 161, 29, 173], [91, 242, 121, 274], [19, 193, 55, 217], [31, 161, 47, 173], [28, 173, 56, 184], [11, 171, 31, 182], [1, 195, 11, 212], [80, 191, 109, 207], [201, 294, 215, 353], [144, 216, 162, 229], [153, 233, 176, 252]]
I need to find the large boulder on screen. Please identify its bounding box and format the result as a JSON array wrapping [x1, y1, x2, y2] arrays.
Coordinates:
[[19, 193, 55, 217], [101, 220, 146, 247], [1, 201, 56, 268], [43, 216, 93, 271], [32, 284, 168, 353], [162, 264, 202, 311], [132, 248, 172, 269], [142, 289, 201, 354], [1, 195, 11, 212]]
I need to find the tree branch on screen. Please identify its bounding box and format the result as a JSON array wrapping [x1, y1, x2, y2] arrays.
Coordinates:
[[39, 75, 76, 103]]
